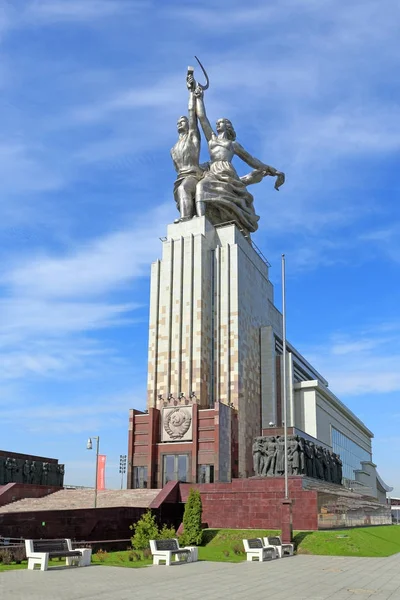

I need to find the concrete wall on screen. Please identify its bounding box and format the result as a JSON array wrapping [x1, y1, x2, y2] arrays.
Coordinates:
[[294, 381, 372, 453]]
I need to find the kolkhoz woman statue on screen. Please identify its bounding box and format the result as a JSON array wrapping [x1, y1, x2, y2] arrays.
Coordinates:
[[193, 84, 285, 235]]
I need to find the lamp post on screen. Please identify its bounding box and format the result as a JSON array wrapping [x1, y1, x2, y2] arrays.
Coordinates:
[[281, 254, 288, 500], [86, 436, 100, 508]]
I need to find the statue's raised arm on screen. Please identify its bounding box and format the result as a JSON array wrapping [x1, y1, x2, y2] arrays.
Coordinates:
[[194, 85, 214, 142]]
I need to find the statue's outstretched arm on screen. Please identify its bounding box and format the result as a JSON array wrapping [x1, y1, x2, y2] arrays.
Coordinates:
[[233, 142, 274, 172], [195, 88, 214, 142], [234, 142, 285, 190]]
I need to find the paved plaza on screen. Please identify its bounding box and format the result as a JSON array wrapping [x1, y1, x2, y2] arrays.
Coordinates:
[[2, 554, 400, 600]]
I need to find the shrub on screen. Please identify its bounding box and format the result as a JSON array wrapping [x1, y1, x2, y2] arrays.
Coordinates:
[[128, 550, 141, 562], [179, 488, 203, 546], [0, 549, 12, 565], [11, 546, 26, 564], [223, 550, 230, 557], [95, 549, 108, 562], [130, 510, 159, 551], [232, 543, 243, 555], [142, 548, 152, 560], [158, 524, 176, 539]]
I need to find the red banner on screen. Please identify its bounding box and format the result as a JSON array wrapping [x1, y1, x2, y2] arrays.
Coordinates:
[[97, 455, 106, 490]]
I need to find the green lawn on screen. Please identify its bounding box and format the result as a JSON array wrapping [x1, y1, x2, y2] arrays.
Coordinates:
[[2, 526, 400, 571], [294, 526, 400, 557]]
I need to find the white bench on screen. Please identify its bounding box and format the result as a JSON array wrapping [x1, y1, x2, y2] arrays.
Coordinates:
[[243, 538, 277, 561], [263, 536, 294, 557], [149, 538, 198, 566], [25, 538, 92, 571]]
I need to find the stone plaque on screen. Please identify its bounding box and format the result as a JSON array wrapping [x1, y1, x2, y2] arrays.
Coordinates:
[[162, 406, 193, 442]]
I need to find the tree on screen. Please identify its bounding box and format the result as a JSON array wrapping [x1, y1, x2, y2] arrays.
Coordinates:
[[180, 488, 203, 546], [130, 510, 159, 550]]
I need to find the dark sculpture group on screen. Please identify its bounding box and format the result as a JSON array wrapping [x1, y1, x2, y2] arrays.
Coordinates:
[[253, 435, 343, 485], [0, 456, 65, 487]]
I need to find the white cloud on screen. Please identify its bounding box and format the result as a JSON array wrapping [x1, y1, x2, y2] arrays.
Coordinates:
[[0, 203, 173, 381], [3, 203, 172, 299], [1, 388, 144, 434], [304, 324, 400, 396], [359, 225, 400, 264], [0, 142, 64, 195], [0, 299, 137, 337], [25, 0, 146, 24]]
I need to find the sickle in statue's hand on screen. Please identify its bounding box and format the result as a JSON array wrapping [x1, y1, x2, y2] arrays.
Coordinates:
[[194, 56, 210, 91]]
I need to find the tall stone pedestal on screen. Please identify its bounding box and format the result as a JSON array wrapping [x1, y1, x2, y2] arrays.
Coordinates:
[[147, 217, 276, 477]]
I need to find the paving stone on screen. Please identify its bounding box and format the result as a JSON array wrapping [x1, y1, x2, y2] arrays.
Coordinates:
[[2, 554, 400, 600]]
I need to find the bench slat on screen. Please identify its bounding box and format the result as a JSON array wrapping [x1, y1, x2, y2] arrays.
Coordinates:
[[247, 538, 263, 549], [48, 551, 81, 558], [154, 539, 179, 551], [32, 540, 69, 553]]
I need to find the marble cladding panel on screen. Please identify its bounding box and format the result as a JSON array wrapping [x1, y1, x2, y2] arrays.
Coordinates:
[[147, 220, 275, 478], [236, 243, 272, 477], [218, 402, 232, 482], [147, 223, 215, 410]]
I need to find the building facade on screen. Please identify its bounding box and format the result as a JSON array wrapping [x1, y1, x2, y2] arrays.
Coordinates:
[[128, 218, 390, 503]]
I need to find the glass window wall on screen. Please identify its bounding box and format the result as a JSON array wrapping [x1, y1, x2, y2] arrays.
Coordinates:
[[162, 454, 189, 485], [331, 427, 371, 482]]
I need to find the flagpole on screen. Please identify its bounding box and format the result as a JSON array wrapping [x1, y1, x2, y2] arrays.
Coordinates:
[[282, 254, 288, 500]]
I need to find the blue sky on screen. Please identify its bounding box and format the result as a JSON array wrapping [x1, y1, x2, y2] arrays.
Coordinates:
[[1, 0, 399, 494]]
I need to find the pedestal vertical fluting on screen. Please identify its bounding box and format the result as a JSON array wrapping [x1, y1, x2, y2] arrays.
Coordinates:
[[147, 217, 275, 477]]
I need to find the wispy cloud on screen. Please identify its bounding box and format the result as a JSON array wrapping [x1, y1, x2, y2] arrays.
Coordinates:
[[1, 388, 141, 433], [359, 225, 400, 264], [304, 324, 400, 396], [0, 202, 173, 381], [20, 0, 147, 26]]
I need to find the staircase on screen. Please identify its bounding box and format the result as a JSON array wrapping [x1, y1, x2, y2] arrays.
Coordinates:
[[0, 488, 161, 513]]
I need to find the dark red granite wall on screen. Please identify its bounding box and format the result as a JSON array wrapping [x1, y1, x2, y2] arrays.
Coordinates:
[[179, 477, 318, 530], [0, 503, 184, 541], [0, 483, 61, 507], [0, 506, 146, 540]]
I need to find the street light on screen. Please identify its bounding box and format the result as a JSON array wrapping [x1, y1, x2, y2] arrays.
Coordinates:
[[86, 436, 100, 508], [119, 455, 127, 490]]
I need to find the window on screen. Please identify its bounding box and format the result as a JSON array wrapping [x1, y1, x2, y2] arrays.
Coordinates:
[[331, 428, 371, 483], [162, 455, 189, 485], [133, 466, 148, 489], [198, 464, 214, 484]]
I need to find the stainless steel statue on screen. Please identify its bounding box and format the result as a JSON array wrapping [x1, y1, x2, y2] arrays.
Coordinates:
[[172, 58, 285, 234], [171, 66, 203, 222]]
